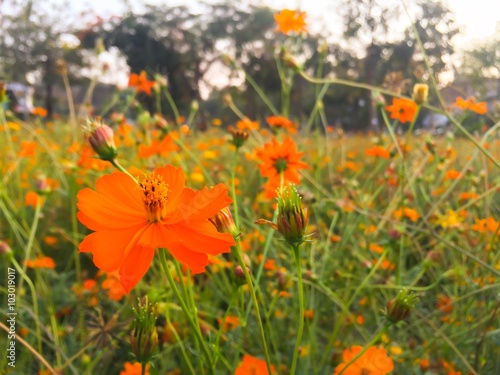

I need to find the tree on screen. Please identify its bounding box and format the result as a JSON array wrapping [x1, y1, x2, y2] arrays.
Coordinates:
[[0, 0, 86, 117]]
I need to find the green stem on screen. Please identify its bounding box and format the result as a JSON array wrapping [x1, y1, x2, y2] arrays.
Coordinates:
[[290, 244, 305, 375], [8, 254, 43, 354], [158, 249, 214, 374], [229, 148, 273, 373], [18, 199, 43, 303]]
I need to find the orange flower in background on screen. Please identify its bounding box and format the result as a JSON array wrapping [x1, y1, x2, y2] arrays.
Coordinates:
[[120, 362, 149, 375], [77, 165, 235, 293], [237, 118, 260, 131], [454, 96, 487, 115], [235, 354, 275, 375], [138, 135, 179, 158], [101, 271, 127, 301], [334, 345, 394, 375], [274, 9, 307, 35], [365, 145, 390, 159], [128, 71, 155, 96], [385, 98, 418, 123], [25, 256, 56, 269], [25, 191, 42, 207], [445, 169, 461, 180], [219, 315, 241, 332], [19, 141, 37, 157], [32, 107, 48, 117], [255, 137, 307, 197], [437, 295, 453, 314], [266, 116, 297, 133]]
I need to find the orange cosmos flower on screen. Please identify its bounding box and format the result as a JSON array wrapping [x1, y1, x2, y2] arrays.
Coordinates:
[[365, 145, 390, 159], [25, 191, 42, 207], [18, 141, 37, 157], [274, 9, 307, 35], [128, 71, 155, 96], [266, 116, 297, 133], [120, 362, 149, 375], [138, 135, 179, 158], [255, 137, 307, 197], [235, 354, 275, 375], [77, 165, 235, 293], [334, 345, 394, 375], [32, 107, 48, 117], [101, 271, 127, 301], [385, 98, 418, 123], [454, 96, 487, 115], [25, 256, 56, 269]]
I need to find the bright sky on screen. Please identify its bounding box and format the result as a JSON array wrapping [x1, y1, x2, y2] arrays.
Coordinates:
[[74, 0, 499, 46]]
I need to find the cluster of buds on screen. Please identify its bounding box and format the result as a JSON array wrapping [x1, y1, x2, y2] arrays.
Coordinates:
[[385, 289, 419, 324], [130, 297, 159, 365], [86, 119, 118, 162]]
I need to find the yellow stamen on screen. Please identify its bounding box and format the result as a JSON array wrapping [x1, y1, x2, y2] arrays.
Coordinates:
[[139, 174, 169, 223]]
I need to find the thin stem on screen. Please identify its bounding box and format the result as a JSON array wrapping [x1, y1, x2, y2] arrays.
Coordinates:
[[290, 244, 305, 375], [158, 249, 214, 374], [229, 147, 273, 373]]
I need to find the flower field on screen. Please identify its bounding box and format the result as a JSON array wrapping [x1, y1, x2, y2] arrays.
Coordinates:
[[1, 7, 500, 375]]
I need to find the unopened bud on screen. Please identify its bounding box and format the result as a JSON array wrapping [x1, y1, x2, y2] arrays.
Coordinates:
[[233, 265, 249, 287], [35, 174, 52, 195], [0, 240, 12, 255], [412, 84, 429, 105], [276, 185, 308, 247], [386, 289, 419, 323], [55, 59, 68, 75], [130, 297, 158, 365], [190, 100, 199, 112], [87, 121, 118, 161], [209, 207, 238, 236], [223, 94, 233, 106], [95, 37, 105, 55], [280, 48, 301, 72], [228, 127, 249, 148]]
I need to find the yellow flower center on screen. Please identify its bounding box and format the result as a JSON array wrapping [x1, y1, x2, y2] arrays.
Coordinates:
[[139, 174, 169, 223]]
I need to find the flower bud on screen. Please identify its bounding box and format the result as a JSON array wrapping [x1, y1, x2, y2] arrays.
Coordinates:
[[385, 289, 419, 323], [228, 127, 249, 148], [209, 207, 238, 236], [130, 297, 159, 365], [88, 121, 118, 161], [0, 240, 12, 255], [55, 59, 68, 75], [35, 174, 52, 195], [95, 37, 105, 55], [276, 185, 308, 246], [223, 94, 233, 106], [0, 82, 5, 103], [412, 84, 429, 105], [280, 48, 301, 72], [190, 100, 199, 112], [233, 265, 249, 287]]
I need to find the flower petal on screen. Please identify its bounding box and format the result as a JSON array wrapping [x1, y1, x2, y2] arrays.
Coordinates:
[[77, 188, 146, 230], [169, 184, 232, 223], [79, 224, 146, 272], [137, 222, 182, 248], [167, 244, 209, 274], [174, 221, 234, 255], [119, 245, 155, 293]]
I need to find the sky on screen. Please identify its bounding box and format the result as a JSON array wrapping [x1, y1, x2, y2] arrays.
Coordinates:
[[3, 0, 498, 88], [73, 0, 499, 47]]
